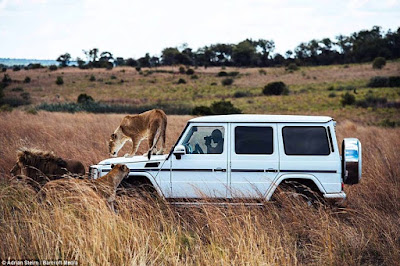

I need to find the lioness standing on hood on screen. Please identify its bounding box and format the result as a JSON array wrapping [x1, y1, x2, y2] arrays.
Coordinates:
[[109, 109, 167, 159]]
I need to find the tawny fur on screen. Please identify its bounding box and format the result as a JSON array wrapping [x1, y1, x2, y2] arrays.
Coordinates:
[[10, 148, 85, 183], [108, 109, 167, 159], [41, 164, 130, 211]]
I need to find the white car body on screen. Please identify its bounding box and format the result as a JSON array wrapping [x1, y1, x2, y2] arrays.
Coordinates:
[[90, 115, 361, 202]]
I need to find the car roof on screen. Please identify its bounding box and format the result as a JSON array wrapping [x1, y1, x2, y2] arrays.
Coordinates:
[[189, 114, 333, 123]]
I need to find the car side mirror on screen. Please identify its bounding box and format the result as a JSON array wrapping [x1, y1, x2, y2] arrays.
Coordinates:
[[173, 144, 186, 159]]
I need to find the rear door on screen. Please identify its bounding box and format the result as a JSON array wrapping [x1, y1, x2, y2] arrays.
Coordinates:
[[229, 123, 279, 198]]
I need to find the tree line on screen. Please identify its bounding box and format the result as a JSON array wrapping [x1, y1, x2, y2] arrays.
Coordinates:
[[57, 25, 399, 69]]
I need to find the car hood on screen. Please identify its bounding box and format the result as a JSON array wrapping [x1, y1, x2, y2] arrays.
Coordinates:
[[97, 154, 168, 166]]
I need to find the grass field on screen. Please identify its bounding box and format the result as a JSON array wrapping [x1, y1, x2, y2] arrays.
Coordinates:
[[0, 111, 399, 265], [2, 61, 400, 125]]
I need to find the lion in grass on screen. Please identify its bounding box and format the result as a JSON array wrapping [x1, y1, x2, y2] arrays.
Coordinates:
[[108, 109, 167, 159], [10, 148, 85, 185], [40, 164, 130, 212]]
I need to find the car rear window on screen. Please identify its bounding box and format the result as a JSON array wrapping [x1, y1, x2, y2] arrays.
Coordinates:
[[235, 126, 273, 154], [282, 126, 330, 155]]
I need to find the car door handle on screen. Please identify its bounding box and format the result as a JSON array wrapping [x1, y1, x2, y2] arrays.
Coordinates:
[[214, 167, 226, 172]]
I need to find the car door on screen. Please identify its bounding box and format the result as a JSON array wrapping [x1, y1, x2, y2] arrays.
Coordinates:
[[229, 123, 279, 198], [170, 123, 228, 198]]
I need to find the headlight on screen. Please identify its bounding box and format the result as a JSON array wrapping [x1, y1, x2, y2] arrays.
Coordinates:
[[89, 166, 99, 179]]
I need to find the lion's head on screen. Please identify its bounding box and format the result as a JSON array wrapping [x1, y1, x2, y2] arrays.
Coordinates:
[[108, 130, 129, 157]]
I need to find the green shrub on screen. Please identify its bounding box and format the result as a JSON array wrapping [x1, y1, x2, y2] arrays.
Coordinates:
[[49, 65, 58, 71], [328, 92, 336, 98], [135, 67, 141, 72], [192, 106, 213, 115], [228, 71, 239, 77], [258, 69, 267, 75], [341, 92, 356, 106], [77, 93, 94, 104], [12, 66, 21, 71], [110, 75, 117, 80], [210, 100, 241, 114], [263, 81, 289, 95], [0, 104, 13, 112], [191, 75, 198, 80], [1, 68, 6, 72], [367, 76, 388, 87], [210, 82, 217, 86], [356, 95, 387, 108], [55, 76, 64, 85], [234, 91, 252, 98], [11, 87, 23, 92], [0, 96, 30, 107], [221, 78, 234, 86], [388, 76, 400, 87], [20, 92, 30, 101], [27, 63, 43, 69], [24, 76, 31, 83], [372, 57, 386, 69], [286, 63, 299, 71], [186, 68, 195, 75], [177, 78, 186, 84], [89, 75, 96, 81], [2, 74, 11, 83], [179, 66, 185, 74], [327, 86, 335, 91], [217, 71, 228, 77], [379, 119, 398, 128]]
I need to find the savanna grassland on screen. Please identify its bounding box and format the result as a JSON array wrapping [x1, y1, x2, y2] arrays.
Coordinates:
[[0, 61, 400, 265], [0, 111, 399, 265], [2, 61, 400, 125]]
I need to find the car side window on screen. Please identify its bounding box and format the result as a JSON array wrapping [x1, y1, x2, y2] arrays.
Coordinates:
[[282, 126, 330, 155], [182, 126, 225, 154], [235, 126, 273, 154]]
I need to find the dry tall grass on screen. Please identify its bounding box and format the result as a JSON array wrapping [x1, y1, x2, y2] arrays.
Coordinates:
[[0, 111, 399, 265]]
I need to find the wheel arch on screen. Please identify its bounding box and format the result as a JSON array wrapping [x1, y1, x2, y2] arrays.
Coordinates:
[[124, 172, 165, 199], [266, 174, 326, 200]]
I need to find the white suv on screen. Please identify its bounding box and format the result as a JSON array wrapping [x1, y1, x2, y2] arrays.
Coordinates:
[[89, 115, 361, 203]]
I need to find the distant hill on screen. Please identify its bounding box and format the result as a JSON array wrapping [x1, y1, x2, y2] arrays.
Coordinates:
[[0, 58, 76, 66]]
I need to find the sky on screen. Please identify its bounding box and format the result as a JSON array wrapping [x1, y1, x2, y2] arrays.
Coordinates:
[[0, 0, 399, 60]]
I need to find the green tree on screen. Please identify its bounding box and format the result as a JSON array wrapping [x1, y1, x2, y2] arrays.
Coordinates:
[[56, 53, 71, 67], [232, 40, 256, 66]]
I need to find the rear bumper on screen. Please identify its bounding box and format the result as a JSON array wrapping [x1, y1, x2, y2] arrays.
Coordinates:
[[323, 191, 346, 204]]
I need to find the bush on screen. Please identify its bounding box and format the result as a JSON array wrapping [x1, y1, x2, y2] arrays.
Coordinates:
[[27, 63, 43, 69], [192, 106, 213, 115], [217, 71, 228, 77], [179, 66, 185, 74], [210, 100, 241, 114], [49, 65, 58, 71], [55, 76, 64, 85], [11, 87, 23, 92], [20, 92, 30, 101], [234, 91, 252, 98], [191, 75, 198, 80], [177, 78, 186, 84], [77, 93, 94, 104], [228, 71, 239, 77], [356, 95, 387, 108], [12, 66, 21, 71], [186, 68, 195, 75], [379, 119, 399, 128], [258, 69, 267, 75], [1, 68, 6, 72], [89, 75, 96, 82], [367, 76, 388, 88], [340, 92, 356, 106], [263, 81, 289, 95], [286, 63, 299, 71], [2, 74, 11, 83], [328, 92, 336, 98], [135, 67, 141, 72], [24, 76, 31, 83], [110, 75, 117, 80], [372, 57, 386, 69], [388, 76, 400, 87], [221, 78, 234, 86]]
